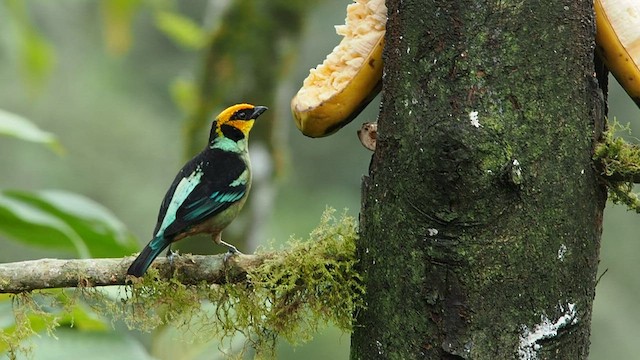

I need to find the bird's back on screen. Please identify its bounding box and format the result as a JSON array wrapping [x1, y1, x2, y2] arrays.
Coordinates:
[[153, 147, 250, 242]]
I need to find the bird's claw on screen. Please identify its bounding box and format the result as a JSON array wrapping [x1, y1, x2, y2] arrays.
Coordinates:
[[167, 249, 180, 265], [223, 246, 243, 262]]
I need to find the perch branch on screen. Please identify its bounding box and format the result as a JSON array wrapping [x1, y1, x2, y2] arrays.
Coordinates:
[[0, 254, 270, 294]]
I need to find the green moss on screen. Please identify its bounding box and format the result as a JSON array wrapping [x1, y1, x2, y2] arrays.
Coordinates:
[[608, 182, 640, 212], [4, 209, 363, 359], [594, 120, 640, 212], [594, 121, 640, 178], [0, 292, 74, 359]]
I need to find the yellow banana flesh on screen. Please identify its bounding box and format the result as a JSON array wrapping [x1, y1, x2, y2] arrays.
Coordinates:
[[291, 0, 386, 137], [292, 0, 640, 137], [595, 0, 640, 107]]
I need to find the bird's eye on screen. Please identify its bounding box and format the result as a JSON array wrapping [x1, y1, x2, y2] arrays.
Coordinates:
[[233, 109, 251, 120]]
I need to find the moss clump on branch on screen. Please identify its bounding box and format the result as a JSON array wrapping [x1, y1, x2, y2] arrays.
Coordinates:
[[3, 209, 363, 359], [594, 120, 640, 212], [594, 121, 640, 179], [607, 182, 640, 212], [204, 208, 362, 357]]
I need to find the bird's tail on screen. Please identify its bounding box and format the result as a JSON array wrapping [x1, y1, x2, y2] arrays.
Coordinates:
[[127, 236, 170, 277]]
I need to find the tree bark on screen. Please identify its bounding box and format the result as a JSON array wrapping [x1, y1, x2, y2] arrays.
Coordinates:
[[352, 1, 606, 359]]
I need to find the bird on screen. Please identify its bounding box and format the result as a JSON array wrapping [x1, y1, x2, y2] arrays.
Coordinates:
[[127, 103, 268, 277]]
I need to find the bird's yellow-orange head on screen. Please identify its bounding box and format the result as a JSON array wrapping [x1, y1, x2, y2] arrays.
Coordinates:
[[213, 103, 268, 140]]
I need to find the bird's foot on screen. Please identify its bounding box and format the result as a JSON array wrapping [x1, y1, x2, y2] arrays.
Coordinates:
[[166, 249, 180, 266], [223, 251, 234, 263], [220, 241, 243, 262]]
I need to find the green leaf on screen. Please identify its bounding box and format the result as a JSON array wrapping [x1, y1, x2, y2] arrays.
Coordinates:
[[0, 109, 63, 154], [20, 29, 56, 90], [5, 0, 56, 91], [0, 193, 90, 257], [3, 190, 138, 258], [170, 76, 199, 114], [99, 0, 143, 55], [155, 10, 206, 50], [57, 306, 109, 332]]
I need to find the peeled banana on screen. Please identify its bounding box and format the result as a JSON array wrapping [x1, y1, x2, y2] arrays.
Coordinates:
[[291, 0, 386, 138], [292, 0, 640, 138], [595, 0, 640, 107]]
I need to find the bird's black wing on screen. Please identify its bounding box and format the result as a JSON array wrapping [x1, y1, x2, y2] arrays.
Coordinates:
[[152, 149, 247, 240]]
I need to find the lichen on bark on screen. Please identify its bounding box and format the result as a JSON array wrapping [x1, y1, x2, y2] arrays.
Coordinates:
[[352, 1, 606, 359]]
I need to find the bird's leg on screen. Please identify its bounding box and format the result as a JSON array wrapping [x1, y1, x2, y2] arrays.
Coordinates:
[[213, 233, 243, 260], [165, 243, 180, 265]]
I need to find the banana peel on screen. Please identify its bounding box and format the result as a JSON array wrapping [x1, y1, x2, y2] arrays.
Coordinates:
[[292, 0, 640, 139], [291, 0, 386, 138], [595, 0, 640, 108]]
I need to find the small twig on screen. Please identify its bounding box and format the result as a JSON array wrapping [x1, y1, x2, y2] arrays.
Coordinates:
[[0, 254, 270, 294]]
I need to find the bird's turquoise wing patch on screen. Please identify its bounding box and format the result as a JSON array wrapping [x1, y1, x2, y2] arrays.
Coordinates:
[[155, 168, 203, 237], [183, 190, 245, 221]]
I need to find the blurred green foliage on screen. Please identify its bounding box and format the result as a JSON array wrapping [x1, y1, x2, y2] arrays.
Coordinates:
[[99, 0, 142, 55], [154, 10, 207, 50], [0, 0, 365, 358], [4, 0, 56, 93], [0, 291, 112, 357], [0, 0, 638, 359]]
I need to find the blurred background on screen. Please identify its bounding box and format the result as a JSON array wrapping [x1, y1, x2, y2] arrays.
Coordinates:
[[0, 1, 638, 359]]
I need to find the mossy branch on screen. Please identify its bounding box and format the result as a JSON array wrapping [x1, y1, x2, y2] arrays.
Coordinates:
[[1, 210, 363, 359], [0, 254, 265, 294]]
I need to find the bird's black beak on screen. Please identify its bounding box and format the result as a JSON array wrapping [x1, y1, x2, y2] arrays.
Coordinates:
[[251, 106, 268, 119]]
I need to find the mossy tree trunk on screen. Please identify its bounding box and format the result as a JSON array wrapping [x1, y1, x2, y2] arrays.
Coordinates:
[[352, 1, 606, 359]]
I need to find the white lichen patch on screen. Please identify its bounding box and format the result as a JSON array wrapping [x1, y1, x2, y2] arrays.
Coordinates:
[[375, 340, 384, 355], [512, 159, 522, 178], [518, 303, 578, 360], [557, 244, 567, 261], [469, 111, 481, 128]]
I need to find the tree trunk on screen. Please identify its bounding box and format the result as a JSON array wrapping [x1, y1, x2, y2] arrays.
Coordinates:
[[352, 1, 606, 359]]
